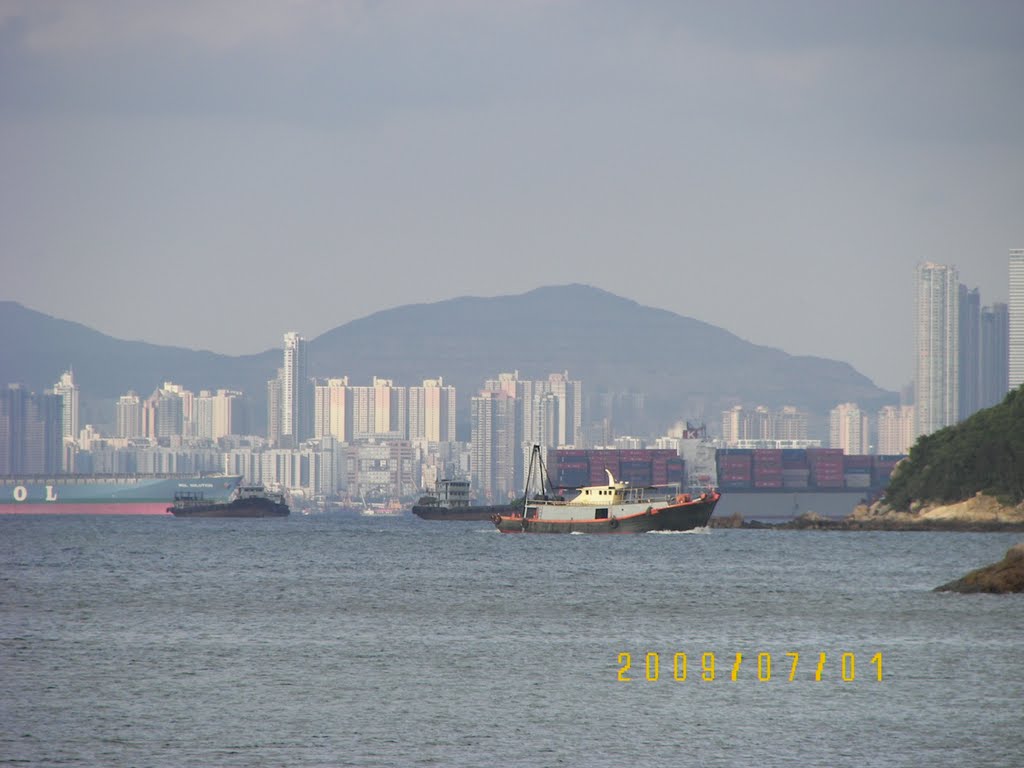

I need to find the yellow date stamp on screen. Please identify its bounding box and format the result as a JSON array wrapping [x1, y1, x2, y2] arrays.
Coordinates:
[[616, 651, 883, 682]]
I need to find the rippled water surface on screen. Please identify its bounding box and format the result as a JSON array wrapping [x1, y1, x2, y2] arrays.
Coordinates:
[[1, 515, 1021, 767]]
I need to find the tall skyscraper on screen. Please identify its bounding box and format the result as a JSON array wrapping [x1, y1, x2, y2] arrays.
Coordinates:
[[915, 262, 959, 436], [281, 332, 309, 446], [980, 303, 1009, 408], [51, 370, 79, 442], [957, 284, 980, 419], [1010, 249, 1024, 389], [542, 372, 583, 447], [266, 373, 282, 444], [154, 383, 185, 439], [470, 389, 517, 503]]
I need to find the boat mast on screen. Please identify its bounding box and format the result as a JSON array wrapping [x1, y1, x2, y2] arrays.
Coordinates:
[[523, 444, 538, 519]]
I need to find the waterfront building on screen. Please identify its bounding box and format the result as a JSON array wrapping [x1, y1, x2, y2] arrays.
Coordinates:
[[980, 303, 1009, 408], [877, 405, 915, 456], [915, 262, 959, 436], [1010, 249, 1024, 389], [829, 403, 869, 455], [958, 284, 980, 419]]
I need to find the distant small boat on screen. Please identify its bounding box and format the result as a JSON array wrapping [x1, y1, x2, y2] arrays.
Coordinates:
[[412, 479, 518, 521], [359, 500, 404, 517], [493, 445, 719, 534], [168, 485, 289, 518]]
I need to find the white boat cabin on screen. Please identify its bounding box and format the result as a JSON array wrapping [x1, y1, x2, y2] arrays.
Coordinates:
[[526, 469, 689, 522]]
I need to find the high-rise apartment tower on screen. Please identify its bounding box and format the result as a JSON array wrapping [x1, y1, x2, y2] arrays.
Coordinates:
[[915, 263, 959, 436], [1010, 249, 1024, 389]]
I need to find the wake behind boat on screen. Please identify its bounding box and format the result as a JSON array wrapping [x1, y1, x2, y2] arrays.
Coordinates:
[[493, 445, 719, 534]]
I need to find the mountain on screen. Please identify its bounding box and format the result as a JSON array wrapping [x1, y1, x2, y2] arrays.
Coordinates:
[[305, 285, 894, 423], [0, 300, 277, 402], [0, 286, 895, 432]]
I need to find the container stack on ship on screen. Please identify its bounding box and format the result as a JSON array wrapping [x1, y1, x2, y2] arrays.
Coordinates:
[[712, 448, 907, 520]]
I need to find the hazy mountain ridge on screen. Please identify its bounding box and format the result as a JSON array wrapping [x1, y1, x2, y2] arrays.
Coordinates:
[[0, 286, 895, 431]]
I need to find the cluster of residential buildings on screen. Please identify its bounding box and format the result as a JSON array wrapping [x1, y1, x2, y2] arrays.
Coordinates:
[[3, 250, 1022, 502]]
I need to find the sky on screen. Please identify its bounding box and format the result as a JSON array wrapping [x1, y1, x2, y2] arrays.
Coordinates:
[[1, 0, 1021, 391]]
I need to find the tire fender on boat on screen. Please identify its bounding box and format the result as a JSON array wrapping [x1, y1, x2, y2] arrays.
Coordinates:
[[490, 513, 501, 525], [609, 516, 619, 530]]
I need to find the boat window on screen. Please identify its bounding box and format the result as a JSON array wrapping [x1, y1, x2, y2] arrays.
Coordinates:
[[595, 508, 609, 519]]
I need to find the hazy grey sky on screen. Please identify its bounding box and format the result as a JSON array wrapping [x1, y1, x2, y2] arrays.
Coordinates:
[[2, 0, 1021, 391]]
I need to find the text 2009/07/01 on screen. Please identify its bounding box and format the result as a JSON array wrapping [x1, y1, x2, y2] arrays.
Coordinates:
[[616, 651, 883, 683]]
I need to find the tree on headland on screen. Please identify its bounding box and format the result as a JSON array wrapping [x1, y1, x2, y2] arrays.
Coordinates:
[[884, 385, 1024, 511]]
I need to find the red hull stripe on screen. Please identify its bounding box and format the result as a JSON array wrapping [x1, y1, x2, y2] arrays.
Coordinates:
[[0, 503, 173, 515]]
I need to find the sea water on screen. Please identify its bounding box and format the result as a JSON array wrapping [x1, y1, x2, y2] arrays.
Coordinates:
[[1, 515, 1021, 767]]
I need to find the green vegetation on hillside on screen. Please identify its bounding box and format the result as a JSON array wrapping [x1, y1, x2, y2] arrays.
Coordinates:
[[885, 385, 1024, 511]]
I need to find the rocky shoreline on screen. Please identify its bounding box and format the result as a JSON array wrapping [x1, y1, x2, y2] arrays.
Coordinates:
[[935, 544, 1024, 593], [710, 492, 1024, 532]]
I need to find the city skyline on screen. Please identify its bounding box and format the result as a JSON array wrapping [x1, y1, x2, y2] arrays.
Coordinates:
[[2, 3, 1022, 392]]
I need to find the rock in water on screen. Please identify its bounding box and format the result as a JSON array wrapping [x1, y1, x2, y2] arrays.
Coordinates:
[[935, 543, 1024, 594]]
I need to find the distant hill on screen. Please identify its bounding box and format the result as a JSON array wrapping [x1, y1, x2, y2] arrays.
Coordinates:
[[0, 286, 896, 433], [0, 300, 276, 403]]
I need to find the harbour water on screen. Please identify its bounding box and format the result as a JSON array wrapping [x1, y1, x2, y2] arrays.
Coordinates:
[[1, 514, 1021, 767]]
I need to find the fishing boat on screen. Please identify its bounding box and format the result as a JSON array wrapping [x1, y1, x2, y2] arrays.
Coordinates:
[[492, 445, 720, 534]]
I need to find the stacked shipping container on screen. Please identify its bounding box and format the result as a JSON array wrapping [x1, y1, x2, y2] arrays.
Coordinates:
[[717, 448, 752, 490], [752, 449, 783, 488], [548, 449, 685, 490], [715, 449, 906, 491], [781, 448, 810, 488]]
